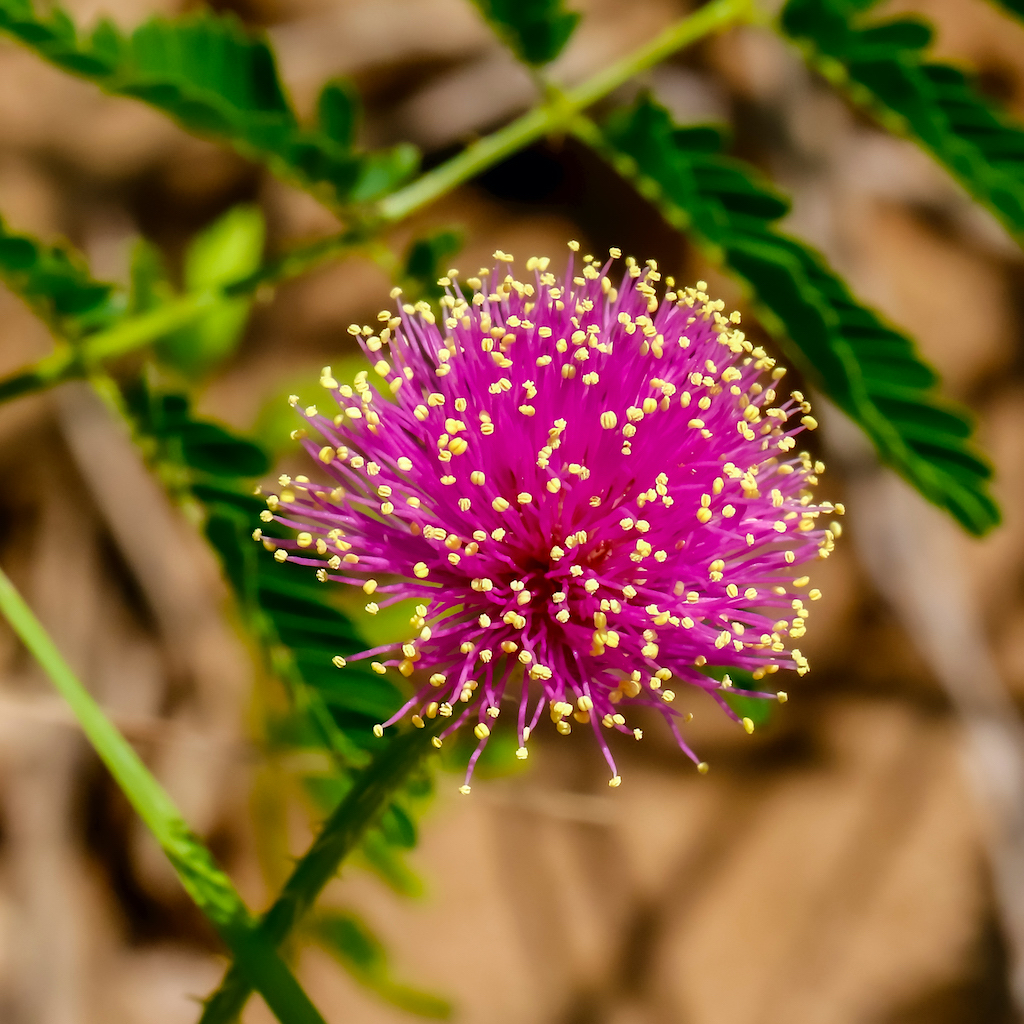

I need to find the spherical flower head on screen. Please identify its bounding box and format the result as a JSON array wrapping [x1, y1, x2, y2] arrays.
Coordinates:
[[260, 244, 842, 792]]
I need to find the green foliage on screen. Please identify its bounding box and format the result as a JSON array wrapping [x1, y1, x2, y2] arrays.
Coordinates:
[[124, 382, 270, 479], [400, 228, 463, 302], [0, 1, 418, 206], [202, 496, 405, 726], [199, 726, 443, 1024], [601, 97, 998, 535], [127, 205, 264, 381], [0, 214, 116, 337], [989, 0, 1024, 23], [0, 567, 331, 1024], [122, 369, 442, 1010], [160, 205, 265, 378], [781, 0, 1024, 243], [703, 667, 776, 727], [308, 911, 453, 1019], [121, 368, 427, 880], [472, 0, 580, 64]]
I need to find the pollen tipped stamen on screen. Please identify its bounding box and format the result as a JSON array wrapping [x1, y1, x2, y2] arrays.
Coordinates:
[[274, 249, 836, 790]]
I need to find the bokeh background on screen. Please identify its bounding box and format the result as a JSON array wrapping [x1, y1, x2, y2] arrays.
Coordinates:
[[2, 0, 1024, 1021]]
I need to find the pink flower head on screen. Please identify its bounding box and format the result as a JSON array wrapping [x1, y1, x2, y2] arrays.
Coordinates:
[[260, 245, 841, 791]]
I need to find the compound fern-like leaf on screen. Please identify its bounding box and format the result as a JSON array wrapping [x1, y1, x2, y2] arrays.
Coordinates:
[[0, 1, 417, 206], [781, 0, 1024, 243], [601, 97, 998, 534]]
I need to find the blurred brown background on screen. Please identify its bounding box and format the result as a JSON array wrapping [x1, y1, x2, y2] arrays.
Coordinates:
[[2, 0, 1024, 1021]]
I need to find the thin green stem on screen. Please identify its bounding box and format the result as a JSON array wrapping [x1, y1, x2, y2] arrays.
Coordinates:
[[565, 0, 754, 108], [0, 291, 215, 403], [0, 0, 751, 407], [0, 565, 329, 1024], [198, 724, 439, 1024], [377, 0, 752, 222]]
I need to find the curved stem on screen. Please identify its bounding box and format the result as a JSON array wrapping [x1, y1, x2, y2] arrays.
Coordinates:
[[0, 565, 329, 1024], [198, 724, 440, 1024]]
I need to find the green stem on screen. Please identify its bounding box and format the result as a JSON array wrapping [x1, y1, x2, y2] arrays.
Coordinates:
[[0, 0, 750, 407], [0, 565, 329, 1024], [0, 291, 215, 403], [198, 724, 439, 1024], [377, 0, 752, 222]]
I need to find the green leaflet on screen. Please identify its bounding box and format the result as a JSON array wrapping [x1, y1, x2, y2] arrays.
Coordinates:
[[400, 228, 464, 303], [472, 0, 580, 64], [158, 205, 265, 379], [200, 492, 406, 729], [129, 205, 265, 381], [123, 384, 270, 480], [0, 2, 418, 206], [780, 0, 1024, 243], [0, 214, 116, 337], [600, 97, 998, 535]]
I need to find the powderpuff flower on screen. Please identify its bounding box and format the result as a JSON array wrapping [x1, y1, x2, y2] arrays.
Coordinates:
[[257, 244, 842, 791]]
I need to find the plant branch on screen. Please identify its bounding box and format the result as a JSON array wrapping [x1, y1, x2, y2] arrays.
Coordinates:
[[0, 0, 751, 406], [0, 291, 216, 403], [0, 564, 330, 1024], [376, 0, 752, 222], [198, 723, 440, 1024]]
